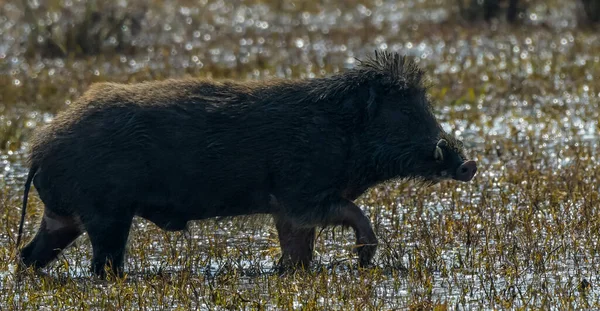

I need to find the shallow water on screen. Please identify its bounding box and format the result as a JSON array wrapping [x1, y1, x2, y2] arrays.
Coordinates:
[[1, 0, 600, 310]]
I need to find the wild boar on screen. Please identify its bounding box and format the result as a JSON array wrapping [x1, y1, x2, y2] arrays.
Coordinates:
[[17, 51, 477, 277]]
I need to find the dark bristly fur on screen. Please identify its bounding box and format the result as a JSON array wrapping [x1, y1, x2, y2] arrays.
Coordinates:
[[18, 51, 477, 277]]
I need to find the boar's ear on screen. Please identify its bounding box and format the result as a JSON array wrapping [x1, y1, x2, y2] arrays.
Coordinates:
[[346, 83, 381, 123], [366, 84, 379, 120], [346, 83, 380, 122]]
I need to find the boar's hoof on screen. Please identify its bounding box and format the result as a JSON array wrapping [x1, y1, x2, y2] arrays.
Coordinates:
[[277, 257, 309, 275], [354, 234, 378, 267]]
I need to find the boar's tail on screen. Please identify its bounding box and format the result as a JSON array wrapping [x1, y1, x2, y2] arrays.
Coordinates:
[[16, 165, 37, 251]]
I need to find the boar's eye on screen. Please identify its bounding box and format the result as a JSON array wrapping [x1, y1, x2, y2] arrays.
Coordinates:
[[434, 139, 446, 162]]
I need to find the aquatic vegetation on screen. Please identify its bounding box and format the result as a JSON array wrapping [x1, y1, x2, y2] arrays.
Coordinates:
[[1, 0, 599, 309]]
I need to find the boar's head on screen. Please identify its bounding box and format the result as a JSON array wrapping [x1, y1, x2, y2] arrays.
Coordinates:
[[346, 51, 477, 184]]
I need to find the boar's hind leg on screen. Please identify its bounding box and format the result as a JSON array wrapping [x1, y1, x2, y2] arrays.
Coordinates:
[[275, 217, 316, 271], [82, 212, 133, 277], [20, 210, 82, 269]]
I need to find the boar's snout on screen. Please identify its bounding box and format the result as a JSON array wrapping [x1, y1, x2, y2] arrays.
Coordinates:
[[454, 160, 477, 182]]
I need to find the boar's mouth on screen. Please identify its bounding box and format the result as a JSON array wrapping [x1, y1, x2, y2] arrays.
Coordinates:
[[432, 138, 477, 183]]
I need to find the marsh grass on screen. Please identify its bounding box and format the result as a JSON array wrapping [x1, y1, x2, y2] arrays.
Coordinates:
[[1, 0, 600, 310]]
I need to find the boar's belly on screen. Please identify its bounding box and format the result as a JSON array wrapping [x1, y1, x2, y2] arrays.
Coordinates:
[[136, 190, 273, 230], [137, 209, 190, 231]]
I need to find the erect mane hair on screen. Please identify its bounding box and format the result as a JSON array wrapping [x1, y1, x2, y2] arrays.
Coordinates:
[[357, 50, 428, 93], [305, 51, 431, 108]]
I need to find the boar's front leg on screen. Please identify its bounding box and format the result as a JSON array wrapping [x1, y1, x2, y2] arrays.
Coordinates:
[[271, 195, 316, 271], [275, 218, 315, 271], [278, 198, 378, 268], [326, 200, 378, 267], [275, 217, 316, 271]]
